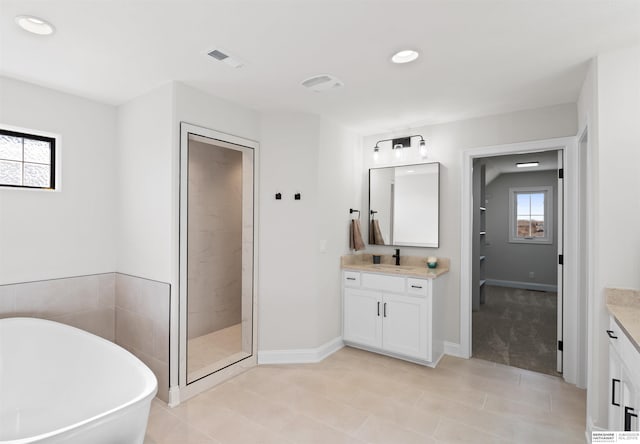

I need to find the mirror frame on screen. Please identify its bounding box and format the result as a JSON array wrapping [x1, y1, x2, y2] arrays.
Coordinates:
[[368, 162, 440, 248]]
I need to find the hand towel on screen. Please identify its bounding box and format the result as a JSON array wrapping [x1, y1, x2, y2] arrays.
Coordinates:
[[350, 219, 365, 251], [370, 219, 385, 245]]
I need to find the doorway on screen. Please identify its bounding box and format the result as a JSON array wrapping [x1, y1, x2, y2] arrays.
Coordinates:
[[460, 136, 583, 386], [471, 151, 562, 375], [178, 123, 258, 400]]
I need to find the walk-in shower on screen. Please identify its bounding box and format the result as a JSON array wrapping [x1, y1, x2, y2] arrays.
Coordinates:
[[179, 123, 257, 399]]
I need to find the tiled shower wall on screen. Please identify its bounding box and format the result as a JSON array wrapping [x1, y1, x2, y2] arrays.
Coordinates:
[[187, 140, 242, 339], [0, 273, 170, 402]]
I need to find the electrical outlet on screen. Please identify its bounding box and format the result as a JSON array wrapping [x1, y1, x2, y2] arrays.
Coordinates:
[[529, 271, 535, 279]]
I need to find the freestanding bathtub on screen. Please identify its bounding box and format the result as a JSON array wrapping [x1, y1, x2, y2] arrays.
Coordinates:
[[0, 318, 157, 444]]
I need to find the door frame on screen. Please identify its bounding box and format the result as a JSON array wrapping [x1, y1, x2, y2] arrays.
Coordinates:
[[176, 122, 260, 404], [460, 136, 583, 385]]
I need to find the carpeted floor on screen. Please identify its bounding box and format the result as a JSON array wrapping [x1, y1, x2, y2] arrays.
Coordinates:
[[472, 285, 559, 376]]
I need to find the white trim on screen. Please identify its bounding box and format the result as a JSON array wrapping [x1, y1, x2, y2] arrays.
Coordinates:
[[508, 186, 553, 244], [587, 416, 604, 443], [460, 136, 580, 387], [258, 337, 344, 365], [444, 341, 464, 358], [484, 279, 557, 293]]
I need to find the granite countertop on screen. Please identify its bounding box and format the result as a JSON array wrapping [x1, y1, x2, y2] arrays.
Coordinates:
[[606, 288, 640, 353], [341, 254, 449, 279]]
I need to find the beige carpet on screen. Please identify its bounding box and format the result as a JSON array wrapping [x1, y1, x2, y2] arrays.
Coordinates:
[[472, 285, 559, 376]]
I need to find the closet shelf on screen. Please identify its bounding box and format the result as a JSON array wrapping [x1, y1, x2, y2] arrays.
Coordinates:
[[479, 207, 487, 211], [479, 279, 487, 287], [479, 231, 486, 235], [479, 256, 486, 261]]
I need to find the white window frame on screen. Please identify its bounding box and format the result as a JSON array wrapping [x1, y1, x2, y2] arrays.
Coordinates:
[[508, 186, 553, 244]]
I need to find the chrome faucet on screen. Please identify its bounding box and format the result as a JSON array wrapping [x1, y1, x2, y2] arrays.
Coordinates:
[[392, 248, 401, 266]]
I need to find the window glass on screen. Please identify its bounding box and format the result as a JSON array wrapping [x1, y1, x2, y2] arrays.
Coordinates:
[[0, 129, 55, 189]]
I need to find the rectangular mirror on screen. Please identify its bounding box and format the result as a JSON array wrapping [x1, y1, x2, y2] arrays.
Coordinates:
[[369, 162, 440, 247]]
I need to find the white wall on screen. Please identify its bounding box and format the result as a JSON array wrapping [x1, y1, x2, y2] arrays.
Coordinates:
[[258, 112, 361, 351], [362, 103, 578, 344], [116, 83, 174, 283], [315, 118, 362, 345], [580, 44, 640, 430], [0, 77, 117, 284], [484, 169, 558, 286]]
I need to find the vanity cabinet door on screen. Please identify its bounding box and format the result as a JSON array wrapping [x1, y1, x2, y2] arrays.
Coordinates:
[[621, 366, 639, 431], [609, 344, 623, 431], [343, 288, 382, 349], [381, 293, 428, 360]]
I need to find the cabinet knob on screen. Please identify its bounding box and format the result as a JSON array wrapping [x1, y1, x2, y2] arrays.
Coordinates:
[[607, 330, 618, 339]]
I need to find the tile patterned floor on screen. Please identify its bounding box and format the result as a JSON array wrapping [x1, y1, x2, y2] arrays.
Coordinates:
[[145, 346, 586, 444]]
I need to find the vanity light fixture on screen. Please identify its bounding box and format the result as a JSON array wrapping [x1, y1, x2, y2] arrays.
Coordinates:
[[516, 162, 540, 168], [15, 15, 55, 35], [372, 134, 428, 160], [373, 146, 380, 162]]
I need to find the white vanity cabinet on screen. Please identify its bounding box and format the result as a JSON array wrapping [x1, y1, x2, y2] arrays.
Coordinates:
[[607, 315, 640, 431], [342, 270, 446, 366]]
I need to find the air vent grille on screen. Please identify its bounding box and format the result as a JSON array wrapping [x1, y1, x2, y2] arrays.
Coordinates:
[[208, 49, 229, 61], [206, 48, 243, 68], [301, 74, 344, 92]]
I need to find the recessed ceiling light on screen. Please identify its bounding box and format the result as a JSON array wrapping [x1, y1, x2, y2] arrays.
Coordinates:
[[15, 15, 55, 35], [516, 162, 540, 168], [391, 49, 419, 64]]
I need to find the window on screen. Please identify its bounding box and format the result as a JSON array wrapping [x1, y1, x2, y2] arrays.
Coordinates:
[[0, 129, 56, 189], [509, 186, 553, 244]]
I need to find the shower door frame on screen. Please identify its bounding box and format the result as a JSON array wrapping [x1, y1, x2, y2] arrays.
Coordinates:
[[177, 122, 259, 403]]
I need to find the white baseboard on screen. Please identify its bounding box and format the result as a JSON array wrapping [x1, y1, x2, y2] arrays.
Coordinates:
[[444, 341, 466, 358], [485, 279, 558, 293], [258, 337, 344, 365], [586, 416, 604, 443]]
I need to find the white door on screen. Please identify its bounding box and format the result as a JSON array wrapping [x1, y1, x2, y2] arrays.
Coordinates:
[[343, 288, 382, 348], [609, 345, 623, 430], [557, 150, 564, 373], [382, 293, 428, 360]]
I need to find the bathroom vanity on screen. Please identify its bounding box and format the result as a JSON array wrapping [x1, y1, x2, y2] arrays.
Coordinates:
[[341, 254, 449, 367], [606, 289, 640, 432]]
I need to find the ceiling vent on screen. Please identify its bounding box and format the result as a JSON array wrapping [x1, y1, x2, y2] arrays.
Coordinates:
[[207, 49, 243, 68], [301, 74, 343, 92]]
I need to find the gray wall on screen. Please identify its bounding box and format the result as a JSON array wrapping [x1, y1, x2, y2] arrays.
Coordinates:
[[484, 169, 558, 287], [187, 140, 242, 339]]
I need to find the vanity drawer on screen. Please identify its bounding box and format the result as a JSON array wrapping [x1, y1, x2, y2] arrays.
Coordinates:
[[361, 273, 404, 293], [343, 271, 361, 287], [407, 278, 428, 297]]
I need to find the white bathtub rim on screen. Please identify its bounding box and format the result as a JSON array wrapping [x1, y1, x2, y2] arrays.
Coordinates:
[[0, 317, 158, 444]]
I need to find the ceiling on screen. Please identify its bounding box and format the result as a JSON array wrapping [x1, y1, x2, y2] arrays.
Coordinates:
[[482, 151, 559, 185], [1, 1, 638, 134]]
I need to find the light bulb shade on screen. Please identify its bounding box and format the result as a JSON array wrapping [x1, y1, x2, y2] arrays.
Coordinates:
[[419, 139, 428, 158], [373, 147, 379, 162]]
